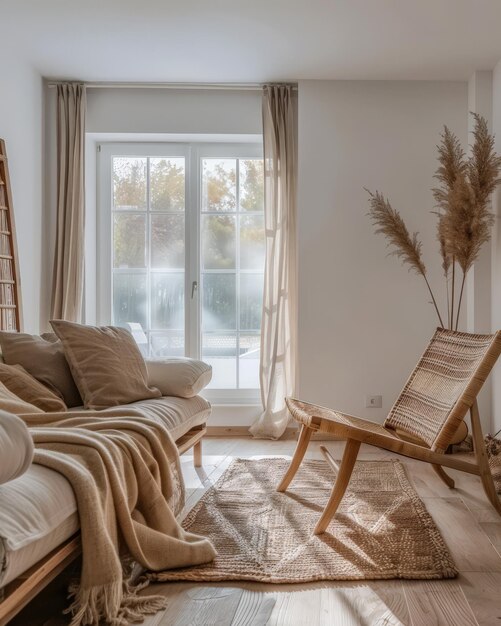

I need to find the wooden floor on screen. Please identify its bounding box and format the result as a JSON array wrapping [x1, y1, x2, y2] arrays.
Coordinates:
[[11, 437, 501, 626]]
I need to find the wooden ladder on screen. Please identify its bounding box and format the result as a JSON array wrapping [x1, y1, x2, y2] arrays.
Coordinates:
[[0, 139, 22, 331]]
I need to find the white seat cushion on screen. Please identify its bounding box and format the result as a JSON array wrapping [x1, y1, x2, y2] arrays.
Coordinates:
[[0, 465, 78, 586], [123, 395, 211, 441], [145, 358, 212, 399]]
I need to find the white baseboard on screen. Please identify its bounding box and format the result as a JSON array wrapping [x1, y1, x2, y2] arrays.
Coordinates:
[[206, 404, 343, 441]]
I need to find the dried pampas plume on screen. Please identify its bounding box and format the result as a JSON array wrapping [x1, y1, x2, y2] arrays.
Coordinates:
[[432, 125, 466, 301], [437, 115, 500, 275], [469, 113, 501, 209], [433, 126, 467, 212], [366, 190, 425, 275], [367, 113, 501, 331], [441, 172, 493, 275]]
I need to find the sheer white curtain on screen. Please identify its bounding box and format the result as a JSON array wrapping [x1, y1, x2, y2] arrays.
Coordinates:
[[250, 85, 297, 440], [51, 83, 86, 322]]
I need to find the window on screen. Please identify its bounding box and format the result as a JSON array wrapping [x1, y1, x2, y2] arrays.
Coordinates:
[[98, 142, 264, 401]]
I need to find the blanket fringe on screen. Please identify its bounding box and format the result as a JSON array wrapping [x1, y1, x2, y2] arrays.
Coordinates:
[[65, 580, 167, 626]]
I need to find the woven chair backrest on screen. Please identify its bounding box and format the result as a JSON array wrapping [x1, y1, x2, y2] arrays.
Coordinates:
[[384, 328, 501, 450]]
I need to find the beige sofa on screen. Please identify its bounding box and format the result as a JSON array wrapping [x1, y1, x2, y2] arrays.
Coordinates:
[[0, 357, 212, 623]]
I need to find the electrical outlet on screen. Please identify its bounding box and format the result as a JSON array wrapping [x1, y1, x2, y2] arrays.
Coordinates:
[[366, 395, 382, 408]]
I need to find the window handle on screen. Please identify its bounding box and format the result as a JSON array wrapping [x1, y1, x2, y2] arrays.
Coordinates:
[[191, 280, 198, 299]]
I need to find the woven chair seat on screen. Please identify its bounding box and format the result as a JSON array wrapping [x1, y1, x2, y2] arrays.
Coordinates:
[[286, 398, 400, 443]]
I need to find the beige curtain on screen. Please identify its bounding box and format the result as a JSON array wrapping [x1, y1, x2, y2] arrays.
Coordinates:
[[250, 85, 297, 440], [51, 83, 86, 322]]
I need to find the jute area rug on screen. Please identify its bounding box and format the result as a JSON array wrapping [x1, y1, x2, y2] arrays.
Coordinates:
[[153, 458, 457, 583]]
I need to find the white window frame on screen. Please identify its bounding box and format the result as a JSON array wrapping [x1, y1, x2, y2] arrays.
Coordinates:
[[97, 141, 263, 404]]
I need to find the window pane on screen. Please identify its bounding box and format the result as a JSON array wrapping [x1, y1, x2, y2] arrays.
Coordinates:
[[239, 159, 264, 212], [113, 157, 146, 210], [240, 214, 265, 270], [202, 333, 237, 389], [151, 214, 185, 269], [240, 273, 263, 331], [202, 274, 236, 331], [239, 334, 260, 388], [202, 215, 236, 270], [150, 331, 184, 357], [113, 273, 147, 328], [113, 214, 146, 268], [202, 159, 236, 212], [150, 158, 185, 211], [151, 273, 184, 330]]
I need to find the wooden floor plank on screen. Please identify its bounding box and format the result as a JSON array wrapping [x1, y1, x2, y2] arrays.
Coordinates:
[[421, 497, 501, 572], [459, 572, 501, 626], [479, 521, 501, 553], [266, 587, 323, 625], [143, 585, 244, 626], [230, 588, 276, 625], [319, 582, 409, 626], [402, 580, 478, 626]]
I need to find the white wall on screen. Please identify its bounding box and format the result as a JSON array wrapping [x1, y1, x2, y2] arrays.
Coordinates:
[[0, 62, 43, 332], [491, 62, 501, 434], [86, 88, 262, 135], [297, 80, 468, 423]]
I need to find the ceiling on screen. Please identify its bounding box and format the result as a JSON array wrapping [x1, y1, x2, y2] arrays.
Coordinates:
[[4, 0, 501, 82]]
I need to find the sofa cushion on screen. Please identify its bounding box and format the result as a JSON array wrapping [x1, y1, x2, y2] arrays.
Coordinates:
[[145, 358, 212, 398], [0, 364, 67, 413], [0, 332, 82, 407], [0, 464, 78, 586], [86, 395, 211, 442], [0, 410, 34, 486], [51, 320, 161, 410]]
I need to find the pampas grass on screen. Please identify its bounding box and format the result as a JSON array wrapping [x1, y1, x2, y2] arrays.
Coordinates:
[[367, 114, 501, 330]]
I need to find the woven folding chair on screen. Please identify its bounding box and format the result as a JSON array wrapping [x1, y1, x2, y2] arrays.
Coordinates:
[[278, 328, 501, 535]]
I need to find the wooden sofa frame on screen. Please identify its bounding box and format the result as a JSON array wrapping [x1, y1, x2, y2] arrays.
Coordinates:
[[0, 424, 206, 625]]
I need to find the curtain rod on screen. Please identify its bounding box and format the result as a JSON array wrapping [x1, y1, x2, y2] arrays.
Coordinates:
[[47, 81, 298, 91]]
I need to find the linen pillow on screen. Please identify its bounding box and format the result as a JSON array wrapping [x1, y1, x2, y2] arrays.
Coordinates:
[[0, 410, 34, 484], [50, 320, 161, 410], [145, 358, 212, 398], [0, 332, 82, 407], [0, 363, 67, 412], [0, 380, 44, 416]]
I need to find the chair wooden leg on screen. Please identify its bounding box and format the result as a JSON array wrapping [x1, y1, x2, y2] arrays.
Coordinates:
[[314, 438, 361, 535], [432, 464, 455, 489], [193, 440, 202, 468], [277, 424, 313, 492], [470, 401, 501, 516]]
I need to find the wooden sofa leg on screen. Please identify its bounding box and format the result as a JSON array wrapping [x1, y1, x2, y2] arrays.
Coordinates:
[[277, 424, 313, 492], [432, 464, 455, 489], [314, 438, 361, 535], [193, 440, 202, 468]]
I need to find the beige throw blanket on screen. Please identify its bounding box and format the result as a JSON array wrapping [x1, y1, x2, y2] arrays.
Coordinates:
[[21, 409, 216, 626]]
